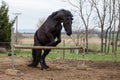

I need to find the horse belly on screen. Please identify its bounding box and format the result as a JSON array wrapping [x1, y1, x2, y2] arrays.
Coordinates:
[[37, 35, 51, 45]]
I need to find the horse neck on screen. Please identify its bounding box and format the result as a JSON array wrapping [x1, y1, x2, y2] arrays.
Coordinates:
[[55, 22, 62, 30], [40, 16, 62, 31]]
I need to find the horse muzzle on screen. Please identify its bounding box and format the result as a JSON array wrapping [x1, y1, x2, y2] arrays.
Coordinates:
[[67, 32, 72, 36]]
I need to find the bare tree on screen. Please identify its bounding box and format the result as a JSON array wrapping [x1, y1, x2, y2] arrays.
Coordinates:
[[113, 0, 120, 62], [67, 0, 93, 53], [115, 3, 120, 51], [104, 0, 115, 54], [92, 0, 108, 53], [36, 18, 45, 29]]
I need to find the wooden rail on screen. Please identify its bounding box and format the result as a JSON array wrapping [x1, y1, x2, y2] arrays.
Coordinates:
[[14, 45, 82, 50]]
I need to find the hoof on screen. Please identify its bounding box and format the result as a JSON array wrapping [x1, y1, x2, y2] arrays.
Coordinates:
[[41, 65, 49, 70], [27, 63, 37, 67], [46, 65, 49, 68]]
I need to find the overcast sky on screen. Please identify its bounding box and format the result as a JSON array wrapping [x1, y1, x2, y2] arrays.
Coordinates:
[[1, 0, 73, 32]]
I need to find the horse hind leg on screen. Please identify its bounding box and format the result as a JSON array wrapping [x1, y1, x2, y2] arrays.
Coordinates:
[[28, 32, 43, 67], [40, 50, 51, 70], [28, 49, 42, 67]]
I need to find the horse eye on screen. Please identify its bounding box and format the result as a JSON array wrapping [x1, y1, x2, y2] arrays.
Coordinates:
[[71, 18, 73, 20]]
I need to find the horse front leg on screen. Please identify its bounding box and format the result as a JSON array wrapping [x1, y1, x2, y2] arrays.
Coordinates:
[[40, 50, 51, 70], [45, 31, 61, 46], [40, 39, 61, 70], [46, 35, 61, 46], [45, 40, 61, 46], [40, 40, 61, 70]]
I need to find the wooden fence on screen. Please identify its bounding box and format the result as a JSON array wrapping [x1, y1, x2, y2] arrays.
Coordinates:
[[10, 27, 85, 69]]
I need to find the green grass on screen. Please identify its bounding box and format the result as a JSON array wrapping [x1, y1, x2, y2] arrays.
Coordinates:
[[47, 51, 120, 61], [85, 53, 120, 61], [0, 49, 120, 62]]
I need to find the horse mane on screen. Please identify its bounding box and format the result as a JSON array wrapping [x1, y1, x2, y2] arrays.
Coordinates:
[[59, 9, 73, 17], [50, 9, 73, 18], [50, 11, 58, 18]]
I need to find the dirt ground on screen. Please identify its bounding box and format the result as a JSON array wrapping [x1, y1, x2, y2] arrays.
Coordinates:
[[0, 57, 120, 80]]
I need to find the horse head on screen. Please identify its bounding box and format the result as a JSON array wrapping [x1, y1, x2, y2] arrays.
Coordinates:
[[53, 9, 73, 36]]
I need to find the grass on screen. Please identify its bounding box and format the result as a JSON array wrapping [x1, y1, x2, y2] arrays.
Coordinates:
[[0, 49, 119, 62], [47, 51, 120, 61]]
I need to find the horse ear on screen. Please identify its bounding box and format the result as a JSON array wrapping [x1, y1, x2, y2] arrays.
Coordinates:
[[53, 12, 65, 20]]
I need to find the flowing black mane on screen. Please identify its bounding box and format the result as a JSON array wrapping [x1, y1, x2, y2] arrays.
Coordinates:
[[50, 9, 73, 18], [28, 9, 73, 70]]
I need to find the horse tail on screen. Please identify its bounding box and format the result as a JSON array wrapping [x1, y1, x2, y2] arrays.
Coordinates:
[[34, 30, 41, 46]]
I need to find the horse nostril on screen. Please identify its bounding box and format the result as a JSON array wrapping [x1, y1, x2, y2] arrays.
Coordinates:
[[67, 32, 72, 36]]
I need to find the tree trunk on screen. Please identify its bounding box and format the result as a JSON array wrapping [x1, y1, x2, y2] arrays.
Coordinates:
[[104, 27, 110, 54], [107, 28, 112, 53], [113, 3, 120, 62], [101, 25, 104, 53], [86, 27, 88, 53]]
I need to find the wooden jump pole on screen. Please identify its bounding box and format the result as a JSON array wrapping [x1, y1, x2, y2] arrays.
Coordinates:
[[14, 45, 82, 50]]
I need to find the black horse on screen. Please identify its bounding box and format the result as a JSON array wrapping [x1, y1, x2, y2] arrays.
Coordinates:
[[28, 9, 73, 70]]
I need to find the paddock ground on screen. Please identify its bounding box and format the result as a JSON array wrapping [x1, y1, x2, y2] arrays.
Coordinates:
[[0, 57, 120, 80]]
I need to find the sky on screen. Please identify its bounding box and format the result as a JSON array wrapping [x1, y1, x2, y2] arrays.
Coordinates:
[[1, 0, 73, 32]]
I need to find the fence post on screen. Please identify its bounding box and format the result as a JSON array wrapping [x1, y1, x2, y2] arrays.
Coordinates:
[[63, 40, 65, 59], [11, 27, 15, 69], [81, 32, 86, 65]]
